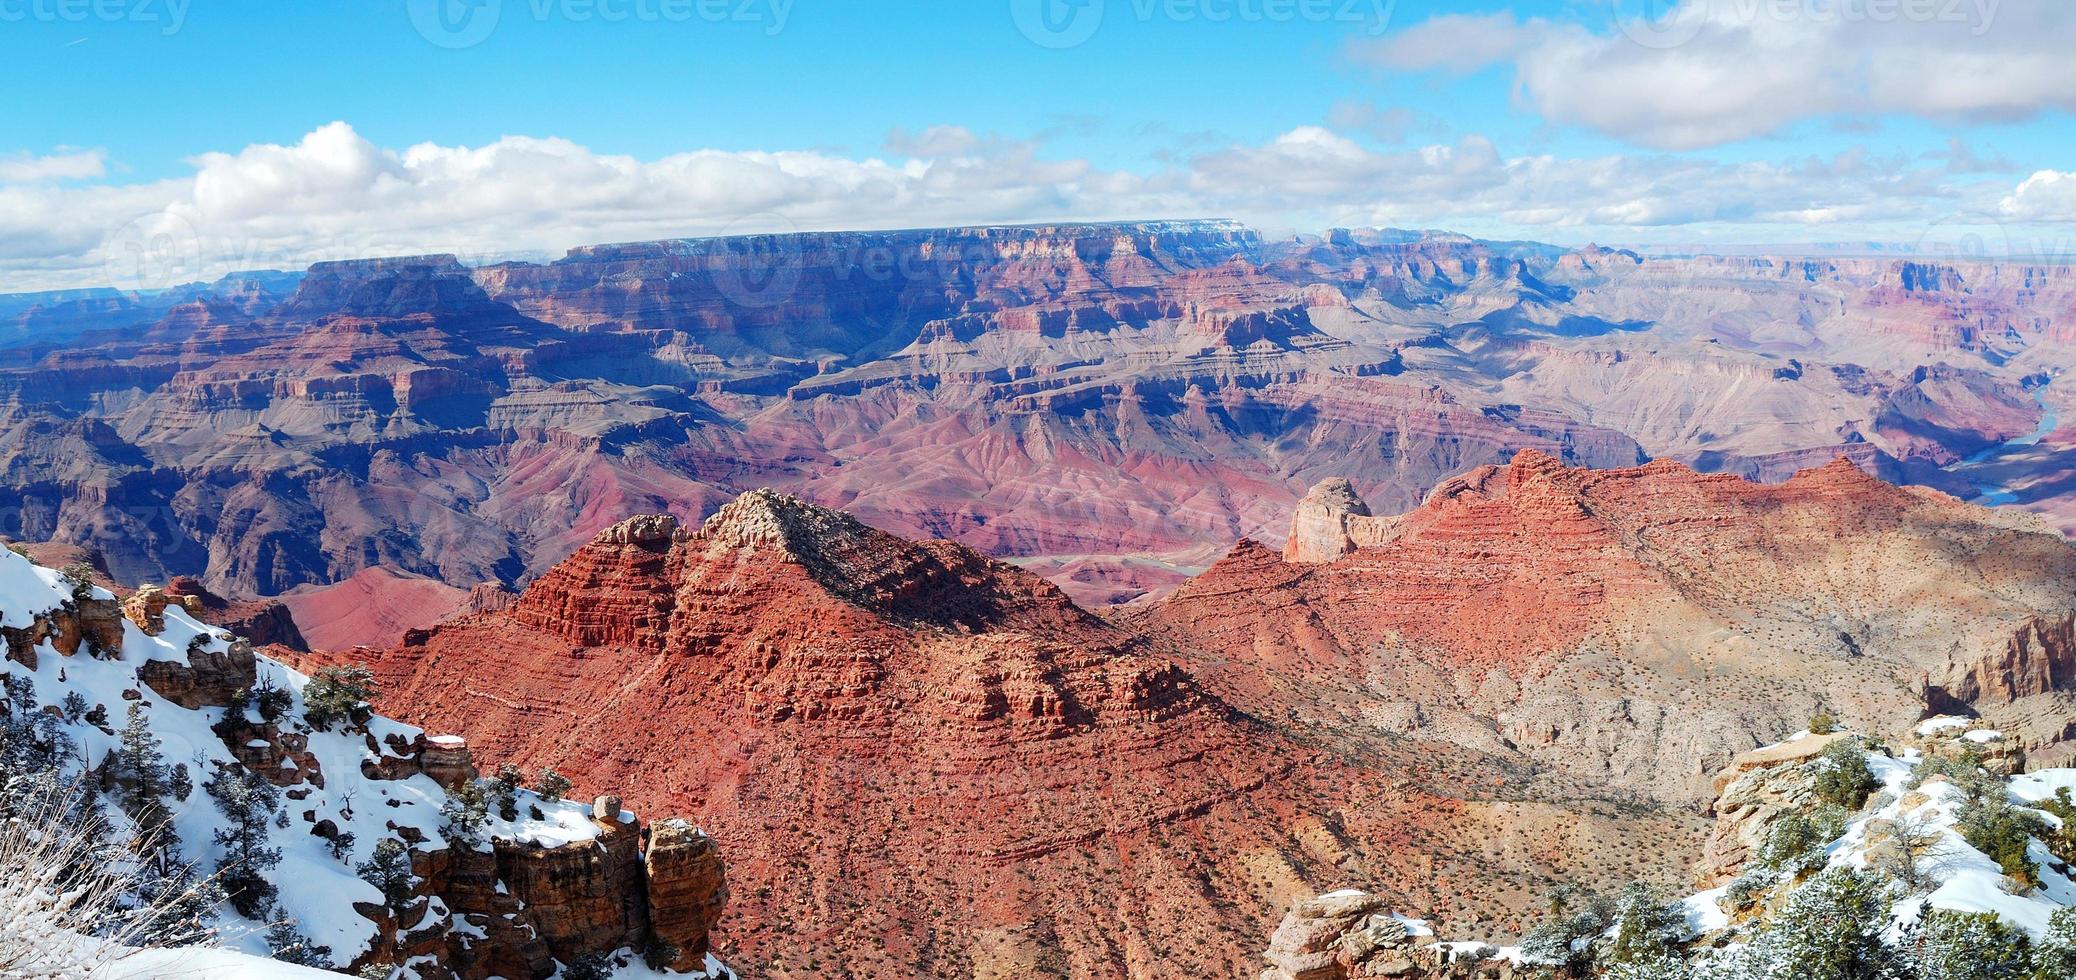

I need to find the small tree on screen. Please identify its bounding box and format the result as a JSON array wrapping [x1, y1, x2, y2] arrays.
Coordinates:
[[221, 686, 252, 721], [302, 666, 377, 732], [440, 780, 491, 849], [1956, 796, 2048, 888], [1759, 805, 1850, 874], [166, 762, 193, 804], [1602, 881, 1688, 967], [2032, 788, 2076, 865], [1808, 708, 1839, 735], [59, 693, 88, 723], [563, 952, 613, 980], [1744, 868, 1899, 980], [252, 676, 293, 723], [1517, 885, 1613, 973], [533, 768, 572, 803], [59, 561, 97, 606], [326, 829, 358, 863], [1872, 809, 1949, 894], [114, 703, 172, 836], [492, 764, 523, 821], [264, 918, 334, 968], [355, 838, 417, 915], [205, 761, 283, 918], [642, 935, 681, 970]]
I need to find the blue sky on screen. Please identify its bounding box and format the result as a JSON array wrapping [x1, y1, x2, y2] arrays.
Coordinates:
[[2, 0, 2073, 290]]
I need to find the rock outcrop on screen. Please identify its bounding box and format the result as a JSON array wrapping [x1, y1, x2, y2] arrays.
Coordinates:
[[326, 488, 1691, 979], [645, 819, 730, 968], [136, 635, 260, 709], [0, 547, 735, 980], [1285, 478, 1386, 563], [1696, 733, 1853, 887], [164, 575, 309, 650], [1261, 891, 1435, 980], [121, 583, 206, 636]]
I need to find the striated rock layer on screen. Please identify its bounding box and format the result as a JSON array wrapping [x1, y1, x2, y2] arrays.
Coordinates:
[[331, 492, 1698, 979], [1138, 451, 2076, 803], [12, 222, 2076, 617]]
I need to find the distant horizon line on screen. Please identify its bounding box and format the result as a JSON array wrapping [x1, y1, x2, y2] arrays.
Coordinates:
[[7, 218, 2069, 301]]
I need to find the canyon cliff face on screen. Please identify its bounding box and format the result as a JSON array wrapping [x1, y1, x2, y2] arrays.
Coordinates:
[[5, 222, 2072, 637], [325, 492, 1703, 979], [297, 455, 2076, 977], [1139, 452, 2076, 802]]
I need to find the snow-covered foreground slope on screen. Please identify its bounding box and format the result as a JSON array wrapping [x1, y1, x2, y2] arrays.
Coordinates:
[[0, 547, 732, 979], [1262, 726, 2076, 979]]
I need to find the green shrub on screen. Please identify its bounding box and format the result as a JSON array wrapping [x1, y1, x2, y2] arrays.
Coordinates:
[[1760, 804, 1853, 874], [1956, 797, 2049, 888], [562, 952, 613, 980], [303, 666, 376, 732], [2032, 788, 2076, 865], [1912, 908, 2031, 980], [2034, 907, 2076, 980], [1724, 869, 1775, 913], [1813, 737, 1878, 809]]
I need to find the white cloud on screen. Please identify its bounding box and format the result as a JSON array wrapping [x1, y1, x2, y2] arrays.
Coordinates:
[[0, 150, 106, 183], [0, 121, 2052, 293], [1357, 0, 2076, 150], [2001, 170, 2076, 221], [1350, 11, 1536, 72]]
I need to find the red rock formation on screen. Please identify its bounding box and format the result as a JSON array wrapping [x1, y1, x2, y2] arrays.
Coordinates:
[[279, 567, 471, 650], [1138, 452, 2076, 802], [333, 492, 1692, 979], [7, 223, 2074, 612]]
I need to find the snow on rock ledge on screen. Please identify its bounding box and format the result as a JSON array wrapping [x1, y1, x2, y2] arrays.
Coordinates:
[[0, 548, 734, 980]]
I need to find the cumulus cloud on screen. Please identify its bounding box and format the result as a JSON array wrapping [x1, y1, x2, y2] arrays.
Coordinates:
[[1356, 0, 2076, 150], [0, 121, 2049, 292], [2002, 170, 2076, 221]]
